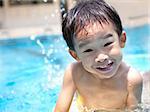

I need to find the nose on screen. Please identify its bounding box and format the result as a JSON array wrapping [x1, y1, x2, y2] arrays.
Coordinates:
[[95, 53, 109, 63]]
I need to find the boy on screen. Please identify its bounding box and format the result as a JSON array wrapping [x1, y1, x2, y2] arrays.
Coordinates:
[[54, 0, 143, 111]]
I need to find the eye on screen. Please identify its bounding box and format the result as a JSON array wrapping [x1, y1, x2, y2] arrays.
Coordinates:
[[104, 42, 113, 47], [83, 49, 93, 53]]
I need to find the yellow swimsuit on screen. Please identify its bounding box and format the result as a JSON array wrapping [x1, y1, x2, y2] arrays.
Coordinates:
[[73, 92, 123, 112], [75, 92, 97, 112]]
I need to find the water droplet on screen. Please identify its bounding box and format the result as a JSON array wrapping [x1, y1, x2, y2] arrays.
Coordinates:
[[30, 35, 36, 40]]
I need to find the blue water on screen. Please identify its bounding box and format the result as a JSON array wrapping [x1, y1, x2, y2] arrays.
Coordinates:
[[123, 24, 150, 72], [0, 24, 150, 112]]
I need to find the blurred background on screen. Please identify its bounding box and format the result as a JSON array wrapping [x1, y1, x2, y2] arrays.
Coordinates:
[[0, 0, 149, 38], [0, 0, 150, 112]]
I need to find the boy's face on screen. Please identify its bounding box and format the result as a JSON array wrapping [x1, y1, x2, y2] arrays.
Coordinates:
[[70, 21, 126, 79]]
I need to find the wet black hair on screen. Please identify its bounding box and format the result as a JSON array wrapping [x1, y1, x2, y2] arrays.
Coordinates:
[[62, 0, 123, 51]]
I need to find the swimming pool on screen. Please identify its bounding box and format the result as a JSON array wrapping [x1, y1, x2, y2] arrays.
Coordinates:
[[0, 24, 150, 112]]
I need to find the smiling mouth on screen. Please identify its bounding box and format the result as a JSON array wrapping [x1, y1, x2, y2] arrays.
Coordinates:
[[95, 61, 114, 72]]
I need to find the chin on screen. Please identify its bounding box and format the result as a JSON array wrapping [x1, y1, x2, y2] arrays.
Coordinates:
[[94, 65, 119, 79], [97, 72, 116, 79]]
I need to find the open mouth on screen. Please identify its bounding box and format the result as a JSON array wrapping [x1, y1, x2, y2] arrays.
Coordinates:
[[95, 60, 114, 72]]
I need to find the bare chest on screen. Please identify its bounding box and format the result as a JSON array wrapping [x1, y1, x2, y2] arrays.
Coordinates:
[[76, 77, 128, 109]]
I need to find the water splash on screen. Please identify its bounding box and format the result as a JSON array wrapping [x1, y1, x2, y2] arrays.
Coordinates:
[[29, 34, 70, 90]]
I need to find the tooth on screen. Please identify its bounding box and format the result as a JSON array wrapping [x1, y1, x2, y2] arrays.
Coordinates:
[[100, 65, 107, 68], [108, 60, 112, 64]]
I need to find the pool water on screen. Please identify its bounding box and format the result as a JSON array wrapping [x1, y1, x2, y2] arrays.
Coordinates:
[[0, 24, 150, 112], [0, 34, 74, 112], [123, 24, 150, 72]]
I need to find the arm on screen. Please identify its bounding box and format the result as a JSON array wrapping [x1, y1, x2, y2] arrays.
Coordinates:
[[126, 68, 143, 109], [54, 64, 76, 112]]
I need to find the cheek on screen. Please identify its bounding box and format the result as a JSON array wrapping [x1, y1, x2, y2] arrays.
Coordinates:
[[109, 46, 122, 58], [80, 54, 94, 65], [81, 56, 91, 63]]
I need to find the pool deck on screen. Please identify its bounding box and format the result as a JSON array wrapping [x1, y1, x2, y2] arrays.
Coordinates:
[[0, 25, 62, 39], [0, 2, 62, 39], [0, 0, 150, 39], [0, 17, 149, 39]]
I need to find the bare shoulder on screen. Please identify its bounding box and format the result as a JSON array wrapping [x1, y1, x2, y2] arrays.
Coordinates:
[[64, 62, 82, 81], [126, 67, 143, 108], [127, 67, 143, 86], [65, 62, 82, 74], [64, 62, 76, 80]]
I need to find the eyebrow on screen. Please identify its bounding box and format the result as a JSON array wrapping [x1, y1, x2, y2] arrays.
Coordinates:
[[78, 33, 113, 48]]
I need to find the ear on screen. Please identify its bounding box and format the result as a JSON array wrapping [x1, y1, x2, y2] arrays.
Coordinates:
[[68, 49, 80, 61], [119, 31, 126, 48]]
